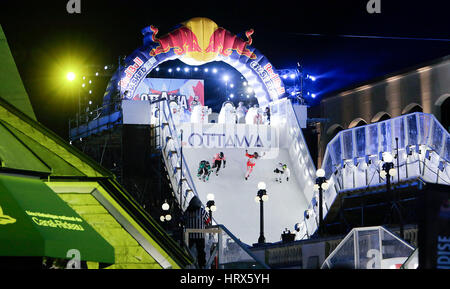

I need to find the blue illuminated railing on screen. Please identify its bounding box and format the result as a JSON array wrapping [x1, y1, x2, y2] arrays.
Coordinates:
[[299, 112, 450, 238], [269, 98, 317, 203], [159, 100, 200, 211], [269, 98, 319, 237]]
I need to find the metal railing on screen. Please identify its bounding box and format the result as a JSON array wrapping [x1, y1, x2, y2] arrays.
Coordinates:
[[185, 225, 270, 269], [300, 112, 450, 238], [69, 99, 122, 140], [269, 98, 320, 238], [159, 100, 201, 211]]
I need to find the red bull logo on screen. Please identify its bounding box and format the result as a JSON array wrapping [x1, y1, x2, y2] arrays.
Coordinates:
[[148, 18, 256, 64], [204, 28, 257, 60], [119, 57, 144, 89], [149, 25, 202, 57], [116, 17, 285, 105]]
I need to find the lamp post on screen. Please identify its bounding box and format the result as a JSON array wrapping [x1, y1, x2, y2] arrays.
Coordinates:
[[314, 168, 329, 237], [205, 193, 216, 226], [255, 182, 268, 244], [380, 152, 396, 194], [160, 200, 172, 222], [380, 152, 403, 238], [179, 130, 184, 247]]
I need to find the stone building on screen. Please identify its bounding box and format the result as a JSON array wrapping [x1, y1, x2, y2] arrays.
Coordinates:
[[318, 55, 450, 166]]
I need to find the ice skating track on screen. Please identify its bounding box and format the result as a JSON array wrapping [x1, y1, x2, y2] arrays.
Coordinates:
[[183, 147, 309, 245]]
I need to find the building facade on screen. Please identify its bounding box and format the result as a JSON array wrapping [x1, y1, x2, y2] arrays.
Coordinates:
[[318, 56, 450, 166]]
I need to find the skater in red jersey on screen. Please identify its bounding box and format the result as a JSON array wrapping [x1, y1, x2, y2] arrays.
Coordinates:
[[244, 150, 265, 180]]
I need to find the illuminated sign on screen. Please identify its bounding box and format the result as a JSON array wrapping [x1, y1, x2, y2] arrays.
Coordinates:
[[26, 211, 85, 231]]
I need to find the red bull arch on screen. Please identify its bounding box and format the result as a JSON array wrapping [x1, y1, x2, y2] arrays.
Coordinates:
[[103, 17, 286, 108]]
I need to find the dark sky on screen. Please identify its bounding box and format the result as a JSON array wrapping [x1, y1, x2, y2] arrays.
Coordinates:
[[1, 0, 449, 138]]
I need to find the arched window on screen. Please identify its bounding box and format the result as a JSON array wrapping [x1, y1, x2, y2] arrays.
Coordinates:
[[435, 94, 450, 132], [371, 112, 391, 123], [348, 118, 367, 129], [441, 97, 450, 132], [327, 124, 344, 140], [402, 103, 423, 115]]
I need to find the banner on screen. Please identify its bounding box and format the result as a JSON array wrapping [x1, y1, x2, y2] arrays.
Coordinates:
[[179, 123, 279, 149], [132, 78, 204, 112], [102, 17, 285, 110]]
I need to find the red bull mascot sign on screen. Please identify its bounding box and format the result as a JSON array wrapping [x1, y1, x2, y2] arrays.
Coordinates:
[[104, 18, 286, 108]]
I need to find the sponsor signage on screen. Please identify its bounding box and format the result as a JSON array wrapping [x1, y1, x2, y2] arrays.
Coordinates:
[[180, 123, 279, 149], [103, 18, 285, 108], [132, 78, 204, 112]]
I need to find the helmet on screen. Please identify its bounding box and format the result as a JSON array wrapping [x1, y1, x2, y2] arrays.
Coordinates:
[[283, 164, 287, 169], [254, 152, 259, 158], [219, 152, 224, 158]]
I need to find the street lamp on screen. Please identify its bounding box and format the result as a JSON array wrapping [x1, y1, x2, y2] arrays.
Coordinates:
[[380, 152, 396, 190], [380, 151, 403, 236], [162, 201, 170, 211], [160, 214, 172, 222], [255, 182, 268, 244], [205, 193, 216, 225], [160, 200, 171, 222], [314, 168, 329, 236]]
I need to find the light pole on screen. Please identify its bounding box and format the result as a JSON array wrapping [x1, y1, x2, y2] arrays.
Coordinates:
[[205, 193, 216, 226], [314, 168, 329, 237], [179, 129, 184, 247], [380, 151, 396, 194], [380, 152, 403, 238], [160, 200, 172, 222], [255, 182, 268, 244]]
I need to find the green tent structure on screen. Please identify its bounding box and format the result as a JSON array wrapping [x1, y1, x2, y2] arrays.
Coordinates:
[[0, 25, 193, 269], [0, 26, 36, 121]]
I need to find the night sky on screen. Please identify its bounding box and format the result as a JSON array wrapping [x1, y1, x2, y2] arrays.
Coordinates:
[[1, 0, 449, 138]]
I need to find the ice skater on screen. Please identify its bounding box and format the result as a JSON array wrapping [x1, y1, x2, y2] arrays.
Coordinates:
[[244, 150, 265, 180], [274, 163, 290, 183], [273, 167, 283, 183], [197, 160, 212, 182], [212, 152, 226, 176]]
